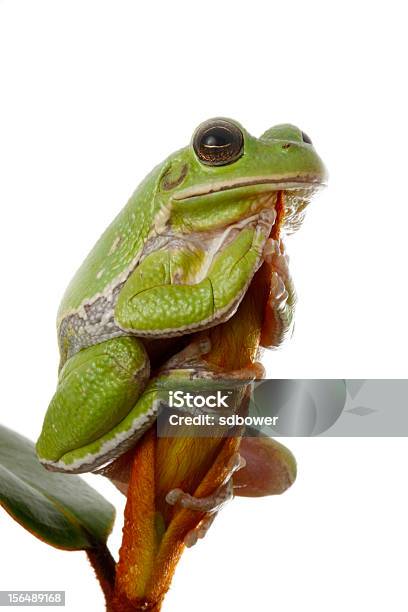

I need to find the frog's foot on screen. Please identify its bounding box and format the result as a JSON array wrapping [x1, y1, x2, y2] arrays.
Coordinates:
[[165, 452, 246, 512], [166, 452, 246, 547], [184, 513, 217, 548]]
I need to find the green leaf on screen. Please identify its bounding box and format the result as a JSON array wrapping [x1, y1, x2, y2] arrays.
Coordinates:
[[0, 425, 115, 550]]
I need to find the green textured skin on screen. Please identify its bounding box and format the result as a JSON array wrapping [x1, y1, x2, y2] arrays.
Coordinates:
[[37, 120, 327, 473], [37, 338, 149, 463], [46, 379, 161, 470], [115, 225, 267, 332]]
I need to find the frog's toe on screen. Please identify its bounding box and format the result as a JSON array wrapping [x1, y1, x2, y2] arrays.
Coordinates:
[[166, 478, 235, 514]]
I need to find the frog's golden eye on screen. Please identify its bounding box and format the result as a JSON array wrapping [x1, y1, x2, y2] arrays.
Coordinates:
[[193, 119, 244, 166], [301, 131, 313, 144]]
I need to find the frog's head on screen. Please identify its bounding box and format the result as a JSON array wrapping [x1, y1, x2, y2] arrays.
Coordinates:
[[157, 117, 327, 237]]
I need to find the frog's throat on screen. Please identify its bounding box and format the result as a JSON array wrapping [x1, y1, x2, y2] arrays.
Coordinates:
[[173, 175, 325, 201]]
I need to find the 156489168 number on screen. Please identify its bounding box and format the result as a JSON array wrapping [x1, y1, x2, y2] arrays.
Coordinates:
[[0, 591, 65, 606]]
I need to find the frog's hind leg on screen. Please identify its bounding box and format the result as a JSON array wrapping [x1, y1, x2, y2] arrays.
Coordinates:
[[166, 452, 246, 547], [36, 336, 153, 473]]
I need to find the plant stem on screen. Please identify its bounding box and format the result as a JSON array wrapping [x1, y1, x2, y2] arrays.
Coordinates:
[[113, 430, 159, 611], [86, 543, 116, 609]]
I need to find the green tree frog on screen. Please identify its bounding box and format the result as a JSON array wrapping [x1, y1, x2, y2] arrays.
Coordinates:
[[36, 118, 326, 474]]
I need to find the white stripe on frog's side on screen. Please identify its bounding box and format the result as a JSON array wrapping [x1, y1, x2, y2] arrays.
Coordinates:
[[57, 202, 176, 361], [56, 200, 174, 328]]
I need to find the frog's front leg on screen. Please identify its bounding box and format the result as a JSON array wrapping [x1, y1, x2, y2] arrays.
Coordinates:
[[115, 212, 274, 336], [36, 336, 153, 473], [260, 238, 296, 348]]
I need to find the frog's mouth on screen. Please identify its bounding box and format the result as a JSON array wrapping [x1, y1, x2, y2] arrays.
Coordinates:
[[173, 174, 325, 201]]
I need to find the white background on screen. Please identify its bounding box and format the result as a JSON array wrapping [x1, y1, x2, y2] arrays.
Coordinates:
[[0, 1, 407, 610]]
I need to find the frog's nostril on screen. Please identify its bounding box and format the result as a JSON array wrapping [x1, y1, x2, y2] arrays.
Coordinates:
[[301, 131, 313, 145]]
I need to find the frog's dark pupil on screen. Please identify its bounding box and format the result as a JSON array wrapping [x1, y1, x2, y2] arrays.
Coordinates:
[[203, 129, 231, 148]]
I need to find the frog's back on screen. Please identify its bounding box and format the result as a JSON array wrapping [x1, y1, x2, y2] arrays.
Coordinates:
[[57, 164, 163, 324]]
